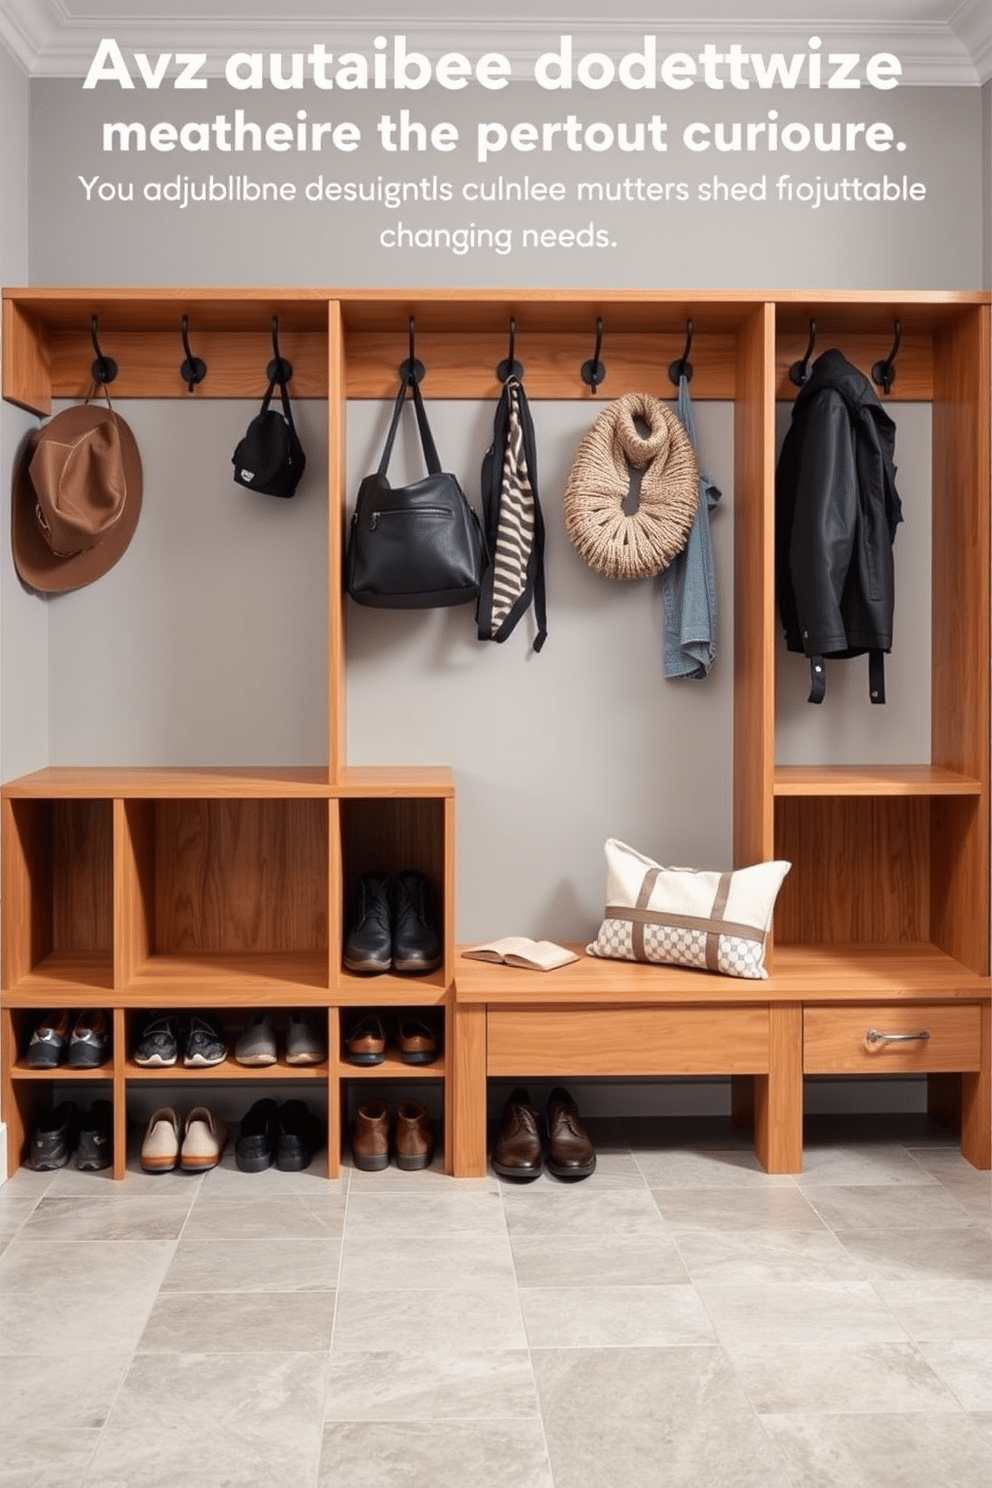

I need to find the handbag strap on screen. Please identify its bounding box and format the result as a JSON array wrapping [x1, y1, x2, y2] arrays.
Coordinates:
[[260, 376, 299, 436], [377, 373, 442, 478]]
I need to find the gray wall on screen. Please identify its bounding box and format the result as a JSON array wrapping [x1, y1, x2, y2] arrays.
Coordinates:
[[0, 42, 45, 783]]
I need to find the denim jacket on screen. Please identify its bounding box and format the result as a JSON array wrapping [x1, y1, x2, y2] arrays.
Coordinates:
[[660, 376, 721, 678]]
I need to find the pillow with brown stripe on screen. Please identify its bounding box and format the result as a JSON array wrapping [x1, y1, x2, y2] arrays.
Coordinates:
[[587, 839, 791, 980]]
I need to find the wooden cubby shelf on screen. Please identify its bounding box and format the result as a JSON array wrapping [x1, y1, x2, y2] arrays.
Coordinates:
[[2, 286, 989, 1180]]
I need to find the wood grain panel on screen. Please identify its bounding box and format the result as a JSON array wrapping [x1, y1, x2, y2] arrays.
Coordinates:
[[52, 801, 113, 954], [328, 300, 348, 780], [774, 765, 981, 796], [960, 1003, 991, 1168], [776, 332, 933, 401], [486, 1006, 769, 1076], [2, 299, 51, 414], [931, 305, 990, 974], [116, 799, 155, 987], [1, 798, 50, 987], [344, 331, 739, 401], [339, 797, 447, 897], [45, 329, 328, 400], [450, 1001, 488, 1177], [775, 797, 929, 943], [733, 303, 776, 870], [153, 799, 329, 953], [804, 1003, 982, 1073], [753, 1002, 802, 1172]]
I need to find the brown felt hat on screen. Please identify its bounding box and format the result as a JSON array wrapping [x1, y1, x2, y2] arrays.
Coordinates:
[[12, 395, 142, 594]]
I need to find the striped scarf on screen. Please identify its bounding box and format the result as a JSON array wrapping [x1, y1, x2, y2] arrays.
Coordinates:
[[477, 376, 547, 650]]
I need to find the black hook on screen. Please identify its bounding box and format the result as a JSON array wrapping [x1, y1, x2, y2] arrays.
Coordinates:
[[496, 317, 524, 383], [789, 320, 817, 387], [581, 317, 606, 395], [89, 315, 118, 386], [266, 316, 293, 385], [872, 319, 902, 395], [179, 315, 207, 393], [668, 318, 694, 386], [398, 315, 425, 384]]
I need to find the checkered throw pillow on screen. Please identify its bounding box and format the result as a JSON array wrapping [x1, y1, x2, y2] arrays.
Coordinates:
[[587, 839, 791, 980]]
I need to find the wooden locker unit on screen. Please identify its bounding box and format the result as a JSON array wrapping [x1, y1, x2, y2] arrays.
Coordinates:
[[1, 285, 989, 1179]]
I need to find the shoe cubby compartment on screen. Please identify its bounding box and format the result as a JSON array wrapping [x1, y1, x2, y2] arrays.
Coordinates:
[[123, 1007, 332, 1080], [118, 796, 331, 1000], [337, 1005, 446, 1078], [1, 796, 114, 996], [337, 792, 453, 997], [4, 1006, 113, 1074]]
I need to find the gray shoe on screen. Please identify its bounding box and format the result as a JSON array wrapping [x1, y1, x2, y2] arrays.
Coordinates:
[[285, 1010, 325, 1066], [234, 1012, 277, 1067]]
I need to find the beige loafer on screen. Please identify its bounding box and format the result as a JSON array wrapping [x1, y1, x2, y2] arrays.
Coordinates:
[[141, 1107, 183, 1173], [180, 1106, 227, 1172]]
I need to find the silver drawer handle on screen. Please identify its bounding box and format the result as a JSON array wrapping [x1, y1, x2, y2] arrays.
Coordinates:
[[864, 1028, 931, 1048]]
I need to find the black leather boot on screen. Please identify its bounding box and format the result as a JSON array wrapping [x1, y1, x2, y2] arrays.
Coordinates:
[[343, 871, 393, 973], [393, 870, 442, 973]]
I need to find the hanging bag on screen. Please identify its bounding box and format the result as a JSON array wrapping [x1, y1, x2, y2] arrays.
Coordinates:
[[476, 375, 548, 650], [232, 376, 306, 499], [347, 372, 485, 609]]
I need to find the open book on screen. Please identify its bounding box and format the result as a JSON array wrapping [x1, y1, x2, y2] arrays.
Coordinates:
[[461, 937, 579, 972]]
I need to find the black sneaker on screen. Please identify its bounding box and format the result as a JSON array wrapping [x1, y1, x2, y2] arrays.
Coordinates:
[[68, 1010, 111, 1069], [183, 1015, 228, 1068], [134, 1013, 180, 1068], [27, 1101, 81, 1171], [25, 1010, 71, 1069], [235, 1098, 279, 1173], [276, 1100, 322, 1172], [393, 871, 442, 974], [76, 1100, 113, 1171], [343, 871, 393, 973]]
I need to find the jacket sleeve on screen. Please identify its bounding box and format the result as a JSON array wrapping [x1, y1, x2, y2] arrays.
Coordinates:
[[787, 389, 859, 657]]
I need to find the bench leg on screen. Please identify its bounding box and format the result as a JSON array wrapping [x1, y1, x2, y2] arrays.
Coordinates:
[[450, 1002, 488, 1177], [960, 1003, 991, 1169], [753, 1003, 803, 1173]]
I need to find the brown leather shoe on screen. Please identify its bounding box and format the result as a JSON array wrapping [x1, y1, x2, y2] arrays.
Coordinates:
[[345, 1012, 386, 1066], [394, 1097, 434, 1171], [546, 1087, 596, 1180], [397, 1016, 439, 1065], [352, 1097, 390, 1171], [492, 1087, 543, 1180]]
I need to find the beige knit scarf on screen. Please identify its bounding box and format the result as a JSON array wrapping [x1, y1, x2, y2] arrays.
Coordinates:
[[563, 393, 699, 580]]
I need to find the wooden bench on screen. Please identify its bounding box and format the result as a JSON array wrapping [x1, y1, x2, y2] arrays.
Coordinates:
[[449, 943, 991, 1175]]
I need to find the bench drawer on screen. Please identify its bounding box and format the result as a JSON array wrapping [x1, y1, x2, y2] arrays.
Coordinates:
[[803, 1003, 983, 1074], [486, 1005, 770, 1076]]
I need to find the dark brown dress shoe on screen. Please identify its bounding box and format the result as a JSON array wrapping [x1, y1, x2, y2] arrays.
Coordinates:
[[546, 1087, 596, 1180], [352, 1097, 390, 1171], [492, 1087, 543, 1180], [394, 1097, 435, 1171]]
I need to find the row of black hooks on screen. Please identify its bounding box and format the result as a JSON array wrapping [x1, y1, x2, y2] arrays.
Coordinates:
[[401, 315, 697, 397], [89, 314, 295, 392], [790, 317, 902, 394], [89, 310, 903, 399]]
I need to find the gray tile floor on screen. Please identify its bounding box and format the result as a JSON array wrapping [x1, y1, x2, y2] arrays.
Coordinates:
[[0, 1112, 990, 1487]]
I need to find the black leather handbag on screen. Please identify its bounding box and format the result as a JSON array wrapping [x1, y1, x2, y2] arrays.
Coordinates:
[[347, 373, 485, 608]]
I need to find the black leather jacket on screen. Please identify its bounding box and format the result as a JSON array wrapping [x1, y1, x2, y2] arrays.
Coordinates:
[[775, 349, 902, 702]]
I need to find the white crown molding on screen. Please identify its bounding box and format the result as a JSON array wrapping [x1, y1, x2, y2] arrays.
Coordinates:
[[0, 2, 989, 85]]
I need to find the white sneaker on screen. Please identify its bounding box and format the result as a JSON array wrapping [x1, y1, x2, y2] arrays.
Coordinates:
[[180, 1107, 227, 1172], [141, 1107, 182, 1173]]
